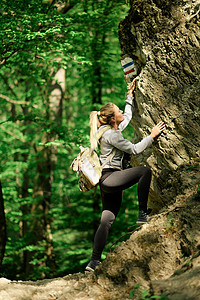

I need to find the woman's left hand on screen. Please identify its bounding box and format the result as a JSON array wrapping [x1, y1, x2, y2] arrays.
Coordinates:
[[128, 80, 136, 96], [150, 121, 166, 139]]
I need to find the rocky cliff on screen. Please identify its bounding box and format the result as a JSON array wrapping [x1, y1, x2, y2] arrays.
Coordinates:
[[94, 0, 200, 298], [119, 0, 200, 212], [0, 0, 199, 299]]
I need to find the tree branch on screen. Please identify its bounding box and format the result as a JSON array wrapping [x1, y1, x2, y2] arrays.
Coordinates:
[[46, 0, 57, 14], [0, 125, 26, 143], [0, 94, 30, 105]]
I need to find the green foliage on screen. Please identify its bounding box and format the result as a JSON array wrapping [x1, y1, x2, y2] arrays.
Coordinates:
[[129, 284, 140, 298], [0, 0, 139, 280], [129, 284, 168, 300], [192, 185, 200, 201]]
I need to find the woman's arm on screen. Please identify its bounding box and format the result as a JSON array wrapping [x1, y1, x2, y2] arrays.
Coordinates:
[[107, 130, 153, 155], [119, 81, 136, 132], [104, 121, 165, 155]]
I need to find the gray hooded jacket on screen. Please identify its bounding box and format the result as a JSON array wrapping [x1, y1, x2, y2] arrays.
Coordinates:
[[99, 95, 154, 169]]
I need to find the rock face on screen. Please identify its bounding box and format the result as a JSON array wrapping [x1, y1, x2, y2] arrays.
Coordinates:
[[92, 0, 200, 298], [95, 161, 200, 299], [119, 0, 200, 211], [1, 1, 200, 299], [0, 273, 103, 300], [96, 0, 200, 298]]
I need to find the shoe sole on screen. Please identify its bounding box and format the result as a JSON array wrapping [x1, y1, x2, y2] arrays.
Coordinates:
[[85, 266, 95, 272], [136, 221, 147, 225]]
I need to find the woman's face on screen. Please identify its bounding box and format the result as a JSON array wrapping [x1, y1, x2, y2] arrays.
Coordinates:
[[112, 105, 124, 127]]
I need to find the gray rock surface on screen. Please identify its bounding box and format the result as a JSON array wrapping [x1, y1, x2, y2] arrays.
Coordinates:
[[119, 0, 200, 211]]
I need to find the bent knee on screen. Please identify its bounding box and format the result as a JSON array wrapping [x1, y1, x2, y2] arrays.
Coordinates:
[[100, 210, 115, 228], [140, 166, 151, 177], [145, 166, 152, 176]]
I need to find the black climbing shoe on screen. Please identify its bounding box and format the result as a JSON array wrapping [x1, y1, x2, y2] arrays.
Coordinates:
[[85, 260, 101, 272], [136, 210, 148, 224], [147, 208, 152, 216]]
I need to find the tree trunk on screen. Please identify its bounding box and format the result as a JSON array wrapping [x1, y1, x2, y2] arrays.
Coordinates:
[[29, 144, 56, 278], [91, 30, 105, 105], [27, 66, 65, 278], [0, 180, 6, 271], [19, 164, 30, 276]]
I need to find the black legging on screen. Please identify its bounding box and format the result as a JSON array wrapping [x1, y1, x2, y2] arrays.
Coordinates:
[[91, 166, 152, 260]]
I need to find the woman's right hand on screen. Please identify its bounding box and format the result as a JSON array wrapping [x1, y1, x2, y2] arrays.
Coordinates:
[[150, 121, 166, 139]]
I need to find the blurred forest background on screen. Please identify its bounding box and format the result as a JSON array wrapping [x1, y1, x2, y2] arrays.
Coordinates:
[[0, 0, 139, 280]]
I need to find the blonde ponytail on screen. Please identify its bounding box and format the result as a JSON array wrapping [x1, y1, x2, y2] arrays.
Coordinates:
[[89, 102, 115, 150], [90, 111, 100, 150]]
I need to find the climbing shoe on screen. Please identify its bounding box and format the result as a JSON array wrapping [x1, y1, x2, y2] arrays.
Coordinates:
[[85, 260, 101, 272], [147, 208, 152, 216], [136, 210, 148, 224]]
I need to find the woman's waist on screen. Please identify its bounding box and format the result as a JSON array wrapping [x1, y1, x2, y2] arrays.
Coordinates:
[[102, 168, 118, 173], [101, 159, 122, 170]]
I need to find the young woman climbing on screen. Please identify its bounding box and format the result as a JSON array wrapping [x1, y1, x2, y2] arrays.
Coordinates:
[[86, 80, 165, 272]]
